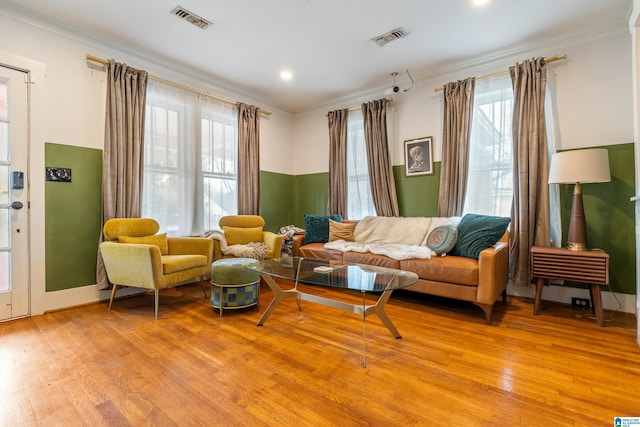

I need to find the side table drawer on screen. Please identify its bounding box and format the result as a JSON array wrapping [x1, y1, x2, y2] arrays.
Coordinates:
[[530, 246, 610, 327], [531, 250, 609, 284]]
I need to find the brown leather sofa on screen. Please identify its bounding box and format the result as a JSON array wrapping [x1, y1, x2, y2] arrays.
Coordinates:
[[292, 231, 509, 324]]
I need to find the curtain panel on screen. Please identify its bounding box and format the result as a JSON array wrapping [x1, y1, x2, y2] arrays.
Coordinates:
[[437, 77, 475, 217], [237, 103, 261, 215], [509, 57, 551, 286], [361, 99, 399, 217], [97, 59, 149, 289], [327, 109, 349, 217]]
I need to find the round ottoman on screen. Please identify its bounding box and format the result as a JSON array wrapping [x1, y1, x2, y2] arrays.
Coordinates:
[[210, 258, 260, 316]]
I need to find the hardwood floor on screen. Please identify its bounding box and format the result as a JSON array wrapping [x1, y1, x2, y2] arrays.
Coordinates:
[[0, 281, 638, 426]]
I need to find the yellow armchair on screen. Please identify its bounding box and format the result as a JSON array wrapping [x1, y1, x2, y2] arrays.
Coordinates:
[[100, 218, 213, 318], [213, 215, 283, 260]]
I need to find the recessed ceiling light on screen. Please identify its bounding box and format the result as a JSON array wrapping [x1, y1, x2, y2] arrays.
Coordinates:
[[280, 70, 293, 81], [473, 0, 489, 5]]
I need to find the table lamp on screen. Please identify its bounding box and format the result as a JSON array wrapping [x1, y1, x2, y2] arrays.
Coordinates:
[[548, 148, 611, 251]]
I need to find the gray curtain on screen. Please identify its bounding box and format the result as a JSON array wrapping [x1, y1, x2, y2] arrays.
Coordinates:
[[237, 103, 261, 215], [97, 59, 148, 289], [509, 57, 551, 286], [327, 109, 349, 217], [361, 99, 399, 217], [437, 77, 475, 217]]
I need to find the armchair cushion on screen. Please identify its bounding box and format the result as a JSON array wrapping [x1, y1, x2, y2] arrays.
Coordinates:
[[162, 254, 209, 274], [118, 233, 169, 255], [223, 226, 263, 245]]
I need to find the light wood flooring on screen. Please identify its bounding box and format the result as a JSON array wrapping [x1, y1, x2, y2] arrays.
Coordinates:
[[0, 281, 638, 426]]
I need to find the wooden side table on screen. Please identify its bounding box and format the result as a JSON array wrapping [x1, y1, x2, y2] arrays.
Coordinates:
[[530, 246, 609, 326]]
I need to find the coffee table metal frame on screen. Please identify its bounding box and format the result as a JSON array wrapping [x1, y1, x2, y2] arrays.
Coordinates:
[[250, 257, 418, 367]]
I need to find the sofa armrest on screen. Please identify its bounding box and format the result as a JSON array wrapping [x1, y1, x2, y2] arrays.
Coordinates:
[[263, 231, 284, 258], [476, 238, 509, 305], [292, 234, 305, 257]]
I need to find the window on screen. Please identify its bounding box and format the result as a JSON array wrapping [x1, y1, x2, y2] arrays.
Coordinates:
[[464, 74, 514, 217], [346, 110, 376, 219], [143, 80, 237, 236]]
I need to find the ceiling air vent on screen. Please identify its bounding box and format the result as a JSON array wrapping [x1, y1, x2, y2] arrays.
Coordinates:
[[171, 6, 212, 30], [372, 27, 408, 47]]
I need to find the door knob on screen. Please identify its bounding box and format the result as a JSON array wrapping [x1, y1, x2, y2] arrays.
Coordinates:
[[10, 201, 23, 210]]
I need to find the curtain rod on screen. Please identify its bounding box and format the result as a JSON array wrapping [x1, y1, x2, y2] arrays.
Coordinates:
[[86, 54, 271, 116], [434, 54, 567, 92], [325, 98, 393, 117], [348, 98, 393, 112]]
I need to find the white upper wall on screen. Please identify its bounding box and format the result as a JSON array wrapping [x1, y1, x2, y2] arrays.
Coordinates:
[[0, 8, 633, 179], [0, 10, 296, 174], [292, 29, 633, 175]]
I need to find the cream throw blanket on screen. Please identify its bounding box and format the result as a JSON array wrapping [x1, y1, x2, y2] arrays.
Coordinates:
[[353, 216, 433, 245], [324, 240, 432, 260], [325, 216, 434, 260], [323, 216, 462, 261], [204, 230, 269, 260]]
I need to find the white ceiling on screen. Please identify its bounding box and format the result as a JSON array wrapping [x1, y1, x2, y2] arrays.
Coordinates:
[[0, 0, 632, 113]]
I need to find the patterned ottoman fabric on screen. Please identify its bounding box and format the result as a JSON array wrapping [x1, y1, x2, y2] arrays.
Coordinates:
[[211, 283, 258, 308], [210, 258, 260, 313]]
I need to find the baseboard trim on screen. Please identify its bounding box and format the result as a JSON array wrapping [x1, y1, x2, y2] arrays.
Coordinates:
[[45, 285, 146, 313], [44, 281, 636, 315], [44, 277, 210, 313], [507, 282, 636, 314]]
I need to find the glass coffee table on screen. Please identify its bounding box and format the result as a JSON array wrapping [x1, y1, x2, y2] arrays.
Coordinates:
[[249, 257, 419, 367]]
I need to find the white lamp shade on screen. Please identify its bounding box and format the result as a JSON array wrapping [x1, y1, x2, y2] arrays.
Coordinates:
[[548, 148, 611, 184]]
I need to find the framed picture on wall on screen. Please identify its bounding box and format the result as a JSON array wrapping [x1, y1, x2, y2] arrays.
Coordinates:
[[404, 136, 433, 176]]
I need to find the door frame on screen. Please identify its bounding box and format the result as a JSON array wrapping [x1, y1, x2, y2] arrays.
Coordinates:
[[0, 51, 46, 316]]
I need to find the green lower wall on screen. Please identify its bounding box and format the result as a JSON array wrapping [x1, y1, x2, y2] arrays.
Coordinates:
[[260, 170, 295, 232], [557, 144, 636, 294], [289, 164, 443, 226], [44, 143, 636, 296], [291, 172, 329, 228], [45, 143, 102, 291], [394, 162, 441, 217]]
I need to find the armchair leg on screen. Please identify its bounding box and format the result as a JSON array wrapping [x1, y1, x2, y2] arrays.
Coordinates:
[[108, 285, 119, 311], [200, 276, 208, 298], [154, 289, 160, 319]]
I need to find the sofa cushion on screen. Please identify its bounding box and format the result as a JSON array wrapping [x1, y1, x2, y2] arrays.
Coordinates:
[[450, 214, 511, 259], [343, 251, 401, 269], [426, 225, 458, 256], [298, 243, 344, 261], [223, 226, 263, 245], [119, 233, 169, 255], [400, 256, 479, 286], [328, 219, 356, 242], [421, 217, 462, 245], [303, 214, 342, 244]]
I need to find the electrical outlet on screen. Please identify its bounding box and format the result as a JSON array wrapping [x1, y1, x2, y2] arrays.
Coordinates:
[[571, 297, 591, 309]]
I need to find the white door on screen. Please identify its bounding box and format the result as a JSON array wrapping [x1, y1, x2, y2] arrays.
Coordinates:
[[0, 65, 29, 321]]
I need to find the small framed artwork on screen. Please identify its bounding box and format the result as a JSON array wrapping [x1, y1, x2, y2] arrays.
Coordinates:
[[404, 136, 433, 176]]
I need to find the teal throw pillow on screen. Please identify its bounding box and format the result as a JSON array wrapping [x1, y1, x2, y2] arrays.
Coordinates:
[[450, 214, 510, 259], [303, 214, 343, 244], [426, 225, 458, 256]]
